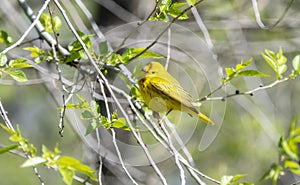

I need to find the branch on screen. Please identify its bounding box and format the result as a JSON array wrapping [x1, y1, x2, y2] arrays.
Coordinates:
[[203, 77, 290, 102], [251, 0, 295, 29], [127, 0, 204, 62], [1, 0, 52, 54]]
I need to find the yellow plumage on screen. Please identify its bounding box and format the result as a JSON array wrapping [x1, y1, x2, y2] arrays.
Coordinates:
[[138, 61, 214, 125]]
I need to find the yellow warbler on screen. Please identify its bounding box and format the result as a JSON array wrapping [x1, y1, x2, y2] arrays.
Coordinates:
[[138, 61, 214, 125]]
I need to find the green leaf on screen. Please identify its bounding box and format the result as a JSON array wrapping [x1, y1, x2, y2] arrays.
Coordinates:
[[59, 166, 74, 185], [21, 157, 47, 167], [0, 124, 16, 135], [168, 3, 189, 20], [53, 16, 62, 32], [0, 30, 13, 44], [186, 0, 196, 5], [235, 59, 252, 72], [284, 159, 300, 169], [0, 144, 19, 155], [160, 0, 172, 12], [23, 46, 44, 58], [0, 53, 7, 67], [39, 13, 62, 33], [225, 68, 235, 78], [112, 118, 130, 131], [292, 55, 300, 72], [290, 168, 300, 175], [221, 174, 248, 185], [121, 48, 163, 63], [56, 156, 97, 181], [4, 69, 28, 82], [277, 48, 287, 65], [85, 120, 100, 135], [281, 139, 299, 161], [80, 110, 95, 120], [261, 163, 283, 185], [262, 52, 276, 71], [278, 65, 287, 76], [98, 41, 108, 58], [238, 70, 268, 77], [9, 58, 31, 68]]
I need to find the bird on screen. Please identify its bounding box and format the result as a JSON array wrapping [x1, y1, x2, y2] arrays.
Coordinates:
[[138, 61, 214, 125]]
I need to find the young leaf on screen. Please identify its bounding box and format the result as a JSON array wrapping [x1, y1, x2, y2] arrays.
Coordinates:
[[121, 48, 163, 63], [112, 118, 130, 131], [4, 69, 28, 82], [0, 144, 19, 155], [21, 157, 47, 167], [9, 58, 31, 68], [23, 46, 44, 58], [262, 52, 276, 71], [261, 163, 283, 185], [0, 30, 13, 44], [58, 167, 74, 185], [98, 41, 108, 58], [292, 55, 300, 72], [186, 0, 196, 6], [39, 13, 62, 33], [238, 70, 268, 77], [220, 174, 248, 185], [56, 156, 97, 181], [0, 53, 7, 67]]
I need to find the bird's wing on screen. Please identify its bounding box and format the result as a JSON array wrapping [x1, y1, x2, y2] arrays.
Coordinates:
[[149, 76, 194, 108]]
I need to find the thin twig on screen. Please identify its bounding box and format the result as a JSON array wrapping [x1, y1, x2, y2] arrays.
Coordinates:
[[1, 0, 51, 54], [160, 118, 186, 185], [74, 0, 107, 41], [205, 78, 290, 101], [127, 0, 204, 62], [164, 28, 171, 70], [251, 0, 295, 29], [111, 129, 138, 185]]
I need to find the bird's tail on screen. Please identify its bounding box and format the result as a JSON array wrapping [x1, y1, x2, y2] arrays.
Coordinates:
[[198, 112, 215, 125]]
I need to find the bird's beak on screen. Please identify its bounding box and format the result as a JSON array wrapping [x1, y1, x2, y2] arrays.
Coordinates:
[[141, 68, 147, 73]]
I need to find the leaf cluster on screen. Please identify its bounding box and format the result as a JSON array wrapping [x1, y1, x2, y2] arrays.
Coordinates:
[[60, 94, 131, 135], [0, 54, 31, 82], [150, 0, 191, 21], [220, 174, 253, 185], [221, 58, 267, 84], [262, 120, 300, 185], [0, 124, 97, 185]]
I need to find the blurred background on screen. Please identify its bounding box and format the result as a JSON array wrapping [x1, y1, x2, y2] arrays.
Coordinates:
[[1, 0, 300, 184]]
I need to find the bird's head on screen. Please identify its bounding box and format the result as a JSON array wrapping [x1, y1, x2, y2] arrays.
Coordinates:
[[141, 61, 166, 77]]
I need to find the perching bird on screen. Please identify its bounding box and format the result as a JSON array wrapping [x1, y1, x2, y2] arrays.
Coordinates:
[[138, 61, 214, 125]]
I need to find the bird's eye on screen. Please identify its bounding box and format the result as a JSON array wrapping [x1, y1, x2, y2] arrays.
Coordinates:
[[151, 71, 156, 74]]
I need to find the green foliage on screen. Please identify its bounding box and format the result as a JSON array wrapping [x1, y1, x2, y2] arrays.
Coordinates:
[[0, 54, 30, 82], [0, 30, 13, 45], [262, 120, 300, 184], [39, 13, 62, 33], [121, 48, 163, 64], [221, 58, 268, 84], [61, 94, 131, 134], [66, 31, 94, 63], [23, 46, 53, 64], [261, 48, 287, 80], [0, 124, 97, 185], [220, 174, 253, 185], [0, 144, 19, 155], [150, 1, 189, 21]]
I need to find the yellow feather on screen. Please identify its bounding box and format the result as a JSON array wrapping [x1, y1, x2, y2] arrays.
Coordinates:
[[138, 61, 214, 125]]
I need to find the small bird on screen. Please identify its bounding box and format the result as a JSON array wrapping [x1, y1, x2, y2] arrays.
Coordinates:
[[138, 61, 214, 125]]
